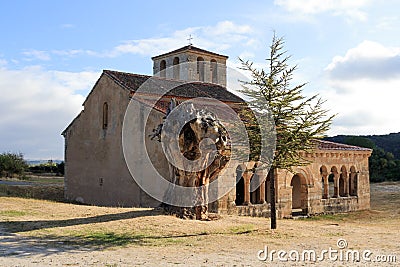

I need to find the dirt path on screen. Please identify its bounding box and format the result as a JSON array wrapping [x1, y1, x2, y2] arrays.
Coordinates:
[[0, 182, 399, 266]]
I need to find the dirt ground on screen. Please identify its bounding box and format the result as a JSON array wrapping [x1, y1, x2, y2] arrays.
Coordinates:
[[0, 182, 399, 266]]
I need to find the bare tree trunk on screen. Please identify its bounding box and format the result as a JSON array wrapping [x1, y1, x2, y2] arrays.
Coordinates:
[[270, 168, 277, 229]]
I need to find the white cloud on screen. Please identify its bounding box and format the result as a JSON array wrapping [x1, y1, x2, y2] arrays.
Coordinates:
[[324, 41, 400, 135], [325, 79, 400, 135], [374, 16, 399, 31], [274, 0, 370, 21], [204, 21, 252, 36], [22, 50, 51, 61], [52, 49, 95, 57], [0, 66, 99, 159], [109, 21, 254, 58], [238, 51, 255, 60], [326, 41, 400, 81], [16, 21, 255, 63], [20, 49, 98, 62]]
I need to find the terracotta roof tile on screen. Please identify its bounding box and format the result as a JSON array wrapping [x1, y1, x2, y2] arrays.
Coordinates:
[[315, 140, 372, 151], [103, 70, 244, 103]]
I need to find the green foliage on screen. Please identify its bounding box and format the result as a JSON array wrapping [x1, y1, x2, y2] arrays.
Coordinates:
[[369, 147, 399, 182], [369, 132, 400, 159], [28, 161, 64, 176], [344, 136, 375, 149], [239, 33, 334, 170], [0, 152, 28, 177]]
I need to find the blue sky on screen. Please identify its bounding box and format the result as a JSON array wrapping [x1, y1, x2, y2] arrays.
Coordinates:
[[1, 0, 399, 159]]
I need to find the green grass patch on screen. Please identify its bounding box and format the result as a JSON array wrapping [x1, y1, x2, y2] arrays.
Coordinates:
[[80, 232, 145, 246], [0, 210, 29, 217], [228, 224, 255, 234], [67, 230, 189, 247]]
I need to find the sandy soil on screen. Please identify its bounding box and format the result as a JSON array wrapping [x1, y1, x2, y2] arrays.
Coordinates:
[[0, 182, 399, 266]]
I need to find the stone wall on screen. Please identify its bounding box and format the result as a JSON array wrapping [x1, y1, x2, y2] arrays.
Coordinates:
[[63, 74, 170, 207], [152, 50, 227, 87], [215, 147, 372, 219]]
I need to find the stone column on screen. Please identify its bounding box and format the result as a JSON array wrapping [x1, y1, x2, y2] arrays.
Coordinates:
[[259, 180, 266, 204], [349, 172, 356, 196], [323, 175, 329, 199], [340, 171, 349, 197], [333, 173, 339, 198], [242, 171, 253, 205], [344, 172, 349, 197]]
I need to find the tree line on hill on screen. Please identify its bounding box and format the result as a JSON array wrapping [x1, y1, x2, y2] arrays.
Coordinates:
[[325, 133, 400, 182], [0, 152, 64, 178]]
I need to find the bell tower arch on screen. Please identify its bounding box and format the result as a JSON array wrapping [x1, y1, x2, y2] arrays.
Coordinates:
[[152, 45, 228, 87]]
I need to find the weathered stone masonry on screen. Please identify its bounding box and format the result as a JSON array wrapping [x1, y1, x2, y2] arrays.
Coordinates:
[[62, 45, 372, 219]]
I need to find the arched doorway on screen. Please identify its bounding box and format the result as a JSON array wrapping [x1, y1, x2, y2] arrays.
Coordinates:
[[291, 174, 308, 215], [235, 165, 245, 205]]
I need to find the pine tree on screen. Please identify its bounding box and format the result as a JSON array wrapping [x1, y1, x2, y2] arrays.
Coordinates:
[[239, 33, 335, 229]]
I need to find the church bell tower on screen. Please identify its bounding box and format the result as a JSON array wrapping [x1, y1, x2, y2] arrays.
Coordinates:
[[152, 45, 228, 87]]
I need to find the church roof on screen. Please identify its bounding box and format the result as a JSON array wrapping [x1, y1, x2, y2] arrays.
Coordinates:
[[316, 140, 372, 152], [103, 70, 243, 103], [151, 45, 228, 60], [66, 70, 371, 154]]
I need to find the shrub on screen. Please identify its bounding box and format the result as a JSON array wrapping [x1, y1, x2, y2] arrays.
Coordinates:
[[0, 152, 28, 178]]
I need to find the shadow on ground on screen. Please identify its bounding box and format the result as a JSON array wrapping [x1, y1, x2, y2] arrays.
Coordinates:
[[0, 208, 211, 257], [0, 209, 161, 233], [0, 228, 209, 257]]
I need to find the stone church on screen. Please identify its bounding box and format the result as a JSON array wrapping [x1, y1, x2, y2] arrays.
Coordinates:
[[62, 45, 372, 218]]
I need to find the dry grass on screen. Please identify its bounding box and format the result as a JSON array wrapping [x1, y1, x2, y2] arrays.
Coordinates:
[[0, 182, 399, 266]]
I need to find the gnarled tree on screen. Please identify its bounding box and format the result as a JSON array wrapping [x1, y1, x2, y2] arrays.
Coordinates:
[[151, 99, 230, 220]]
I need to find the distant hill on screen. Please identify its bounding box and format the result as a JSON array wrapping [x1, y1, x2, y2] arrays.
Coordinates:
[[325, 132, 400, 160]]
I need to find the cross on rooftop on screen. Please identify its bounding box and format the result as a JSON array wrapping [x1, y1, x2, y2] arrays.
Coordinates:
[[187, 34, 193, 46]]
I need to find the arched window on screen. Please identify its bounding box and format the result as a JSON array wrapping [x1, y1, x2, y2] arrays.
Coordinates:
[[102, 102, 108, 129], [210, 59, 217, 84], [197, 57, 205, 81], [173, 57, 180, 80], [160, 60, 166, 78]]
